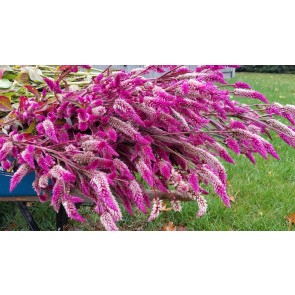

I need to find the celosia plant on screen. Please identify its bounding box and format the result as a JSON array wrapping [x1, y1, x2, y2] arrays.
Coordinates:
[[1, 65, 295, 230]]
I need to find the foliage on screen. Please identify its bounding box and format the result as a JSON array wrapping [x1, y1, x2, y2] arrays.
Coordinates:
[[237, 65, 295, 74], [0, 65, 99, 119], [1, 65, 295, 231]]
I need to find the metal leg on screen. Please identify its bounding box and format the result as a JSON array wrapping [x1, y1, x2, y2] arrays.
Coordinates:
[[15, 202, 40, 231], [56, 205, 69, 231]]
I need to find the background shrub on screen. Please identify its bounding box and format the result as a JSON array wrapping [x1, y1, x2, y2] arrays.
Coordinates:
[[237, 65, 295, 73]]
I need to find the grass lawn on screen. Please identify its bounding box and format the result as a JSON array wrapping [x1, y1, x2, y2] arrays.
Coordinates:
[[1, 72, 295, 231]]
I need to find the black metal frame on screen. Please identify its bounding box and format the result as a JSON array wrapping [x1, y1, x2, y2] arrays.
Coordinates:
[[14, 202, 69, 231], [15, 202, 40, 231], [56, 204, 69, 231]]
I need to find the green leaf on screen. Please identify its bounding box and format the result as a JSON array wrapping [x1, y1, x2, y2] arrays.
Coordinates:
[[15, 72, 30, 84], [0, 95, 12, 111], [1, 127, 8, 134], [2, 72, 17, 80], [69, 84, 80, 91], [0, 79, 12, 89], [0, 91, 16, 97], [12, 103, 19, 109], [25, 120, 37, 134], [1, 65, 13, 71], [25, 67, 44, 82]]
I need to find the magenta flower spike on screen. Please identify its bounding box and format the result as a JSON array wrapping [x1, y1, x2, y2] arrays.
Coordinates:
[[1, 65, 294, 230]]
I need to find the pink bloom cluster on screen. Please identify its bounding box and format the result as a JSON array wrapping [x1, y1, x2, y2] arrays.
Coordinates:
[[1, 65, 295, 230]]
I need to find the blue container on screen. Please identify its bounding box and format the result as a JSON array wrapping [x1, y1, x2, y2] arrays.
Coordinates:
[[0, 169, 37, 197]]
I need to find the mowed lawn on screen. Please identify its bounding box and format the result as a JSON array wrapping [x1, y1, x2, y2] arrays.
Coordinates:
[[1, 72, 295, 231], [140, 72, 295, 231]]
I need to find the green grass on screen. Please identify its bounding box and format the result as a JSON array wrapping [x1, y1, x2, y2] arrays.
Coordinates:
[[141, 73, 295, 231], [1, 72, 295, 231], [0, 201, 56, 231], [143, 72, 295, 231]]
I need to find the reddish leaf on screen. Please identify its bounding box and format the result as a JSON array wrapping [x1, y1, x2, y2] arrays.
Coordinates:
[[162, 221, 176, 231], [19, 96, 28, 110], [0, 68, 5, 79], [286, 213, 295, 230], [0, 95, 12, 111], [55, 119, 67, 126], [57, 65, 72, 72], [286, 213, 295, 223], [24, 85, 40, 100], [177, 225, 187, 231]]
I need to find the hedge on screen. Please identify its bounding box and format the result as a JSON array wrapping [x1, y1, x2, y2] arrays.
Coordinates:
[[237, 65, 295, 74]]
